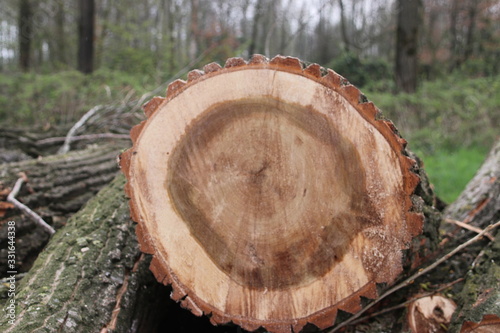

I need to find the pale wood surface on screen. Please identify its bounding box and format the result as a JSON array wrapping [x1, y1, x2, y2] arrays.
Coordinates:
[[121, 55, 424, 332]]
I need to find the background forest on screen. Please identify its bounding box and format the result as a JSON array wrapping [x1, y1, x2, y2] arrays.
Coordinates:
[[0, 0, 499, 203]]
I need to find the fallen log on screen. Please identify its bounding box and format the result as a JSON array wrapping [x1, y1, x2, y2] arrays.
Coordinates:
[[10, 56, 499, 333], [120, 55, 439, 332], [0, 176, 169, 332], [0, 144, 124, 275]]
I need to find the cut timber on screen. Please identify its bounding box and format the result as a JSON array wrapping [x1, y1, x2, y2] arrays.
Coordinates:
[[120, 55, 424, 333], [0, 143, 123, 275], [0, 176, 172, 333]]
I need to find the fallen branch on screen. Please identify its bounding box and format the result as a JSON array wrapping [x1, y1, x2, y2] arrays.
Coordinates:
[[445, 218, 494, 241], [36, 133, 130, 146], [58, 105, 103, 154], [327, 220, 500, 333], [7, 175, 55, 235]]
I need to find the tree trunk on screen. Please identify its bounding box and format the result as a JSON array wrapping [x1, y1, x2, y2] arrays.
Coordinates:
[[120, 55, 434, 333], [338, 0, 350, 53], [54, 0, 66, 67], [0, 176, 170, 333], [248, 0, 263, 56], [395, 0, 422, 93], [18, 0, 33, 72], [77, 0, 95, 74], [0, 144, 124, 276]]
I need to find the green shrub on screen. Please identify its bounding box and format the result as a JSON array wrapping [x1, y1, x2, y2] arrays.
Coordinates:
[[329, 52, 392, 89]]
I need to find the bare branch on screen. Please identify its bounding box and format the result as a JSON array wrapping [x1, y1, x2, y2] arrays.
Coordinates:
[[36, 133, 130, 146], [58, 105, 103, 154], [445, 218, 494, 241], [343, 278, 464, 328], [7, 176, 56, 235]]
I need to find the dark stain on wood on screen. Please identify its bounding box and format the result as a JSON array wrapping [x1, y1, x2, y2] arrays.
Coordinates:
[[166, 96, 380, 290]]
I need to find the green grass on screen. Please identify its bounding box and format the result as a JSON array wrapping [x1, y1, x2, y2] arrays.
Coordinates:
[[414, 148, 489, 204]]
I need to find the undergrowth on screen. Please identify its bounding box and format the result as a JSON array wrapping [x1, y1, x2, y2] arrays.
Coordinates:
[[0, 69, 161, 127], [366, 74, 499, 203], [366, 74, 499, 153]]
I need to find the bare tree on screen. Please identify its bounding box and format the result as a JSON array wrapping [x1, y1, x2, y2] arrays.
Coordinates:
[[18, 0, 33, 71], [77, 0, 95, 74], [338, 0, 350, 52], [248, 0, 264, 56]]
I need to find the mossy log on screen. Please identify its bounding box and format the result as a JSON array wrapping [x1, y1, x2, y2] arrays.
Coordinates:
[[0, 176, 167, 332]]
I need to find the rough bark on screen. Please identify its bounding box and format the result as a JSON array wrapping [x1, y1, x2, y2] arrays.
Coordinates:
[[0, 176, 163, 332], [0, 144, 123, 276], [0, 127, 74, 158]]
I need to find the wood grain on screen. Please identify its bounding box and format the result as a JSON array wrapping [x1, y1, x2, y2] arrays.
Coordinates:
[[120, 55, 424, 333]]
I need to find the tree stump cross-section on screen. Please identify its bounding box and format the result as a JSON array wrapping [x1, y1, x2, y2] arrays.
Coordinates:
[[120, 55, 424, 333]]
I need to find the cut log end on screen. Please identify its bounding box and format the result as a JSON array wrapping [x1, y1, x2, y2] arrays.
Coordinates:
[[121, 56, 424, 332]]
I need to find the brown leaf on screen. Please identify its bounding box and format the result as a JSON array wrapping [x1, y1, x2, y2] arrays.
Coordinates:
[[407, 295, 457, 333], [0, 201, 15, 217]]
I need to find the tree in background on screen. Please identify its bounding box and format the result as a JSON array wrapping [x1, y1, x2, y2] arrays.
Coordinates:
[[395, 0, 423, 93], [77, 0, 95, 74], [0, 0, 497, 82], [18, 0, 33, 71]]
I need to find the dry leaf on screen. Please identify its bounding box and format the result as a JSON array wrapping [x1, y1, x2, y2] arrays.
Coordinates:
[[407, 294, 457, 333]]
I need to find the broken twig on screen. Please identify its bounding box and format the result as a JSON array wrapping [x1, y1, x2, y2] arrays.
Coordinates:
[[342, 278, 464, 328], [58, 105, 103, 154], [7, 175, 55, 235], [328, 220, 500, 333], [445, 218, 494, 241]]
